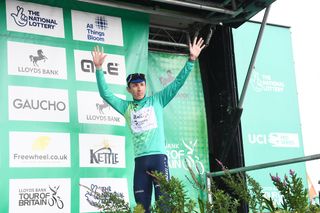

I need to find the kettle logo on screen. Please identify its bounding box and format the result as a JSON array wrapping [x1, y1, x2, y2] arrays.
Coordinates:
[[11, 6, 28, 27], [29, 49, 48, 66]]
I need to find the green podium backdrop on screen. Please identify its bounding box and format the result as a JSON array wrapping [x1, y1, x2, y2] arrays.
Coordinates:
[[0, 0, 209, 212]]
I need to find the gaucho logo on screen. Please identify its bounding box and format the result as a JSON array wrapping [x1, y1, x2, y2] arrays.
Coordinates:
[[18, 185, 64, 209], [13, 98, 66, 111], [11, 5, 58, 29]]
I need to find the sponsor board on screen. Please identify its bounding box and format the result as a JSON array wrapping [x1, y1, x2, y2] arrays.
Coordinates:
[[166, 139, 205, 174], [252, 70, 285, 93], [248, 132, 300, 148], [79, 133, 125, 168], [79, 178, 129, 213], [9, 178, 70, 213], [7, 41, 67, 79], [8, 86, 69, 122], [71, 10, 123, 46], [9, 131, 70, 167], [77, 91, 125, 126], [6, 0, 64, 38], [74, 49, 126, 85]]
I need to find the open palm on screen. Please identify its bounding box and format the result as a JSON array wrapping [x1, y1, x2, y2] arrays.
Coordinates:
[[189, 37, 205, 61], [92, 46, 107, 69]]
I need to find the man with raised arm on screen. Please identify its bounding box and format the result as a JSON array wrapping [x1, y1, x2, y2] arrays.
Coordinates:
[[92, 37, 205, 212]]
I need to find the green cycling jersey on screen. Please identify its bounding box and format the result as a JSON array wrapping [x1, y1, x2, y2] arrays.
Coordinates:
[[96, 60, 194, 157]]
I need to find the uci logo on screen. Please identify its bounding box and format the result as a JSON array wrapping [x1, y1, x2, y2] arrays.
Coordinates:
[[81, 59, 119, 75]]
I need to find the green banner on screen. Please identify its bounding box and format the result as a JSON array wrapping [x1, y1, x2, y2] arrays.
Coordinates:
[[233, 22, 307, 203], [0, 0, 148, 212], [148, 52, 210, 200]]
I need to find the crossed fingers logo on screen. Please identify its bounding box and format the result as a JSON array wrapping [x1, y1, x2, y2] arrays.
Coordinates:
[[11, 6, 28, 27]]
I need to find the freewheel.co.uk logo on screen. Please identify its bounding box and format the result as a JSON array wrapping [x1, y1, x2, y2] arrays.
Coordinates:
[[9, 131, 70, 168], [9, 178, 70, 212], [6, 0, 64, 38]]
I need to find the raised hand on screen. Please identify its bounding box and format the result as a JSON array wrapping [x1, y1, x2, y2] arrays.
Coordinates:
[[91, 46, 107, 70], [189, 37, 206, 61], [11, 6, 28, 27]]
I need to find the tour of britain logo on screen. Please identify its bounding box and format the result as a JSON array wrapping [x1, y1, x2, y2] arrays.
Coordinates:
[[6, 0, 64, 38], [71, 10, 123, 46], [7, 41, 67, 79], [166, 139, 205, 174], [9, 178, 70, 212], [79, 133, 125, 168], [77, 91, 125, 126]]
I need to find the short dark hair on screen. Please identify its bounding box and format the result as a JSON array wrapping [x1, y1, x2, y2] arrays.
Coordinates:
[[126, 73, 146, 86]]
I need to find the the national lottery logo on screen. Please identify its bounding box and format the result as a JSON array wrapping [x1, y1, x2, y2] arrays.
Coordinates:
[[6, 0, 64, 38], [10, 5, 58, 29], [71, 10, 123, 46], [251, 69, 285, 93], [9, 178, 70, 212], [79, 134, 125, 168]]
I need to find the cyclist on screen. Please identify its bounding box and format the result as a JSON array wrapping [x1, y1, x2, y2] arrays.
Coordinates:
[[92, 37, 205, 212]]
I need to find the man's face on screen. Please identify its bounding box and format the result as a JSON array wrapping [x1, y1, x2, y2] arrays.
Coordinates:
[[127, 81, 146, 100]]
